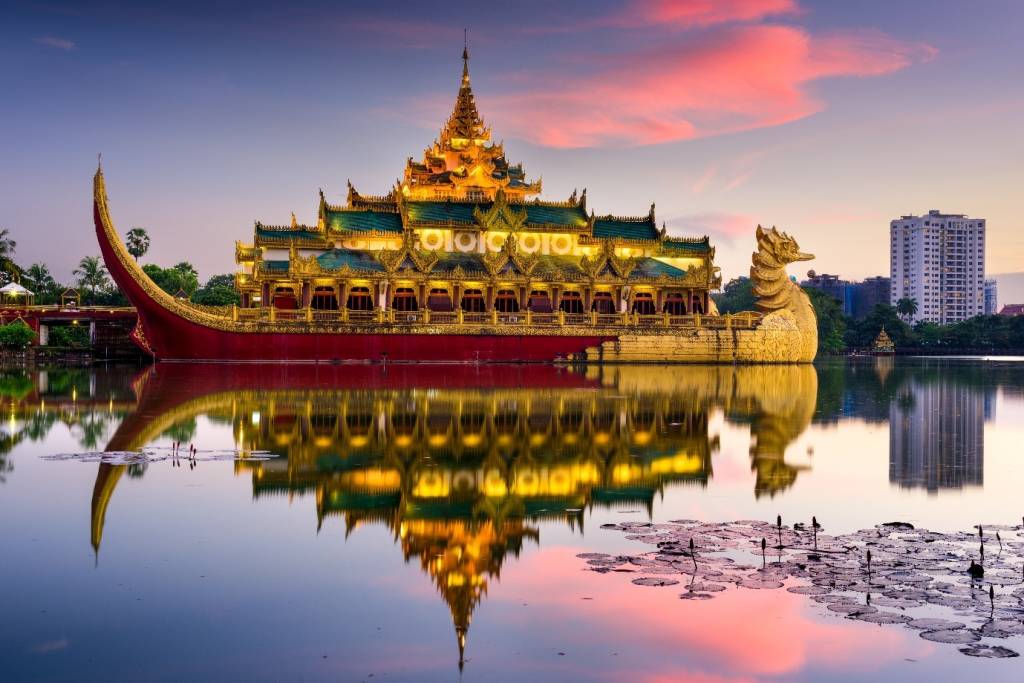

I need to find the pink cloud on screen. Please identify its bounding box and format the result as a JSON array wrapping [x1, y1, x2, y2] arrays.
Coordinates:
[[670, 212, 755, 240], [34, 36, 76, 51], [485, 25, 934, 148], [490, 546, 923, 680], [611, 0, 800, 28]]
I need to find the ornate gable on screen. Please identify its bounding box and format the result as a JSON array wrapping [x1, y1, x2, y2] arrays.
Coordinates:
[[482, 234, 537, 277], [376, 230, 439, 274], [473, 190, 528, 232]]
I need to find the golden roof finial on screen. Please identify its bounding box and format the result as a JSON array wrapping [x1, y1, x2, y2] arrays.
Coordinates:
[[443, 34, 483, 144]]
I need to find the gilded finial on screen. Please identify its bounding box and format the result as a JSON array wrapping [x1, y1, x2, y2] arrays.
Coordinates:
[[97, 152, 102, 172]]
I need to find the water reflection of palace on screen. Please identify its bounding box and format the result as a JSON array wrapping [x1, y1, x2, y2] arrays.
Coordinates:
[[77, 363, 817, 668]]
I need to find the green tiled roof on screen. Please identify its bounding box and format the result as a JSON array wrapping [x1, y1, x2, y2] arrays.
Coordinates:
[[632, 258, 687, 278], [662, 238, 712, 253], [405, 201, 588, 228], [434, 252, 488, 274], [263, 260, 289, 272], [524, 204, 588, 227], [326, 209, 403, 234], [256, 228, 321, 241], [406, 201, 476, 223], [317, 249, 384, 272], [593, 218, 659, 241]]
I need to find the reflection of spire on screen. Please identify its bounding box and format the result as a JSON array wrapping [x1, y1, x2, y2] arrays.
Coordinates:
[[91, 463, 125, 563]]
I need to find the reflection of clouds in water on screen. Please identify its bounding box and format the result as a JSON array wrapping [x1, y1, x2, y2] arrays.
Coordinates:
[[30, 638, 69, 654], [492, 545, 916, 680]]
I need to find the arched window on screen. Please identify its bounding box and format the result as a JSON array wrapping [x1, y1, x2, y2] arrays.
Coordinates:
[[691, 294, 704, 315], [559, 291, 583, 314], [346, 286, 373, 311], [528, 290, 552, 313], [663, 292, 686, 315], [591, 291, 615, 314], [427, 287, 453, 312], [311, 286, 338, 311], [461, 288, 485, 312], [631, 292, 655, 315], [494, 289, 520, 313], [392, 287, 418, 312]]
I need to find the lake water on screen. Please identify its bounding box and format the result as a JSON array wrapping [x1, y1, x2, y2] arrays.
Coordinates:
[[1, 358, 1023, 681]]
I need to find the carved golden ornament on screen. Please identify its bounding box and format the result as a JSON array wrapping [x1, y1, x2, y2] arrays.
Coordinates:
[[376, 230, 439, 275], [473, 190, 528, 232]]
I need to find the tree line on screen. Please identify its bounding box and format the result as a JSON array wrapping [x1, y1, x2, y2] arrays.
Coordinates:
[[0, 227, 239, 308], [715, 277, 1024, 353]]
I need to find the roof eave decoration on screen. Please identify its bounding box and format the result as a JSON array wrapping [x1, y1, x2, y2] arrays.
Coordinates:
[[482, 234, 537, 277], [473, 190, 528, 232], [376, 230, 439, 274]]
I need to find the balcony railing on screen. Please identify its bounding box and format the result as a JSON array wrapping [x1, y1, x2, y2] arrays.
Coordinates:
[[220, 306, 763, 331]]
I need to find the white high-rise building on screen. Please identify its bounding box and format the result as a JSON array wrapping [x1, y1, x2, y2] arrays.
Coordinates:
[[890, 210, 986, 324]]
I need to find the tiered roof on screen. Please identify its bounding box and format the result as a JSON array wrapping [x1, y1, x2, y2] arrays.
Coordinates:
[[401, 47, 539, 201], [245, 47, 719, 287]]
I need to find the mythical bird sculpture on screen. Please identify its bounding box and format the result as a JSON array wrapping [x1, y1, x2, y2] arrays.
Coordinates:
[[750, 226, 818, 362]]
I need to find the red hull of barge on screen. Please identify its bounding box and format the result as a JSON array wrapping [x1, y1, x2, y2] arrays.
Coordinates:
[[94, 200, 612, 363]]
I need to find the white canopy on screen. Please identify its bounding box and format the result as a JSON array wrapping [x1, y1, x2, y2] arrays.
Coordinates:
[[0, 282, 34, 296]]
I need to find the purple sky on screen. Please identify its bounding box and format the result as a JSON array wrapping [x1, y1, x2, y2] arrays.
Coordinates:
[[2, 0, 1022, 297]]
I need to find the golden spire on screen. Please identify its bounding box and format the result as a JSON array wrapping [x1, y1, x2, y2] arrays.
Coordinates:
[[443, 38, 485, 144]]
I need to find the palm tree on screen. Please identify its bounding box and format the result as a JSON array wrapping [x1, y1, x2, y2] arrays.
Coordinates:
[[0, 228, 19, 284], [895, 297, 918, 321], [74, 256, 110, 304], [126, 227, 150, 261], [23, 263, 57, 299]]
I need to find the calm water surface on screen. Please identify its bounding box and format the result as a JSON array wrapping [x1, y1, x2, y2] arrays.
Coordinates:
[[1, 358, 1023, 681]]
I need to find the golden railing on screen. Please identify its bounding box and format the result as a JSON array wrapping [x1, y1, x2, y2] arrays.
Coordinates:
[[221, 306, 763, 330]]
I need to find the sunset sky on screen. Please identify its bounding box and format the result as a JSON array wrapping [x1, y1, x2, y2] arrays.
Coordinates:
[[3, 0, 1022, 298]]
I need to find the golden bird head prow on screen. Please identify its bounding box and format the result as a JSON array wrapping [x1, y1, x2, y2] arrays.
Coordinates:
[[755, 226, 814, 266]]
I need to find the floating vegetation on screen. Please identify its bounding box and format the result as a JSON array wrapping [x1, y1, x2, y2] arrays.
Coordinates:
[[43, 447, 277, 464], [580, 519, 1024, 659]]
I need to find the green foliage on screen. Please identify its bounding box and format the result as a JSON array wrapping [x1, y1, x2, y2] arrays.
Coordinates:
[[204, 274, 235, 290], [74, 256, 111, 304], [916, 314, 1024, 350], [0, 371, 33, 399], [126, 227, 151, 261], [713, 277, 756, 314], [0, 320, 36, 349], [47, 324, 91, 348], [143, 262, 199, 297], [0, 228, 18, 286], [845, 305, 914, 349], [895, 297, 919, 320], [805, 288, 847, 354], [22, 263, 59, 304], [191, 285, 240, 306], [191, 273, 240, 306]]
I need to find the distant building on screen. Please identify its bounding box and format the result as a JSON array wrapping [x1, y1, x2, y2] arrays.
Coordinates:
[[889, 379, 985, 491], [800, 271, 850, 313], [800, 272, 890, 319], [851, 276, 891, 319], [984, 279, 998, 314], [890, 210, 986, 324], [999, 304, 1024, 316]]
